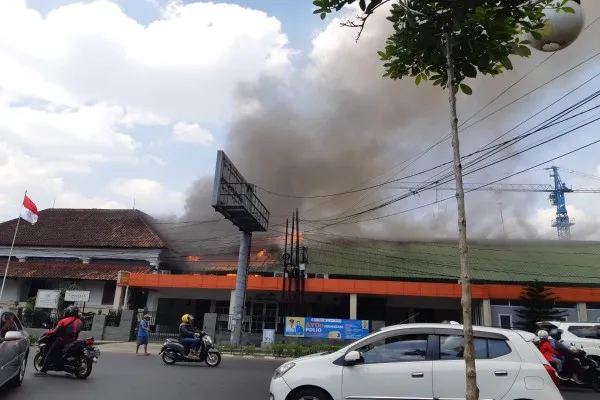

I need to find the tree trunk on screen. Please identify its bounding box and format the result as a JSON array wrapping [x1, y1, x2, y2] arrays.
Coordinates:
[[445, 34, 479, 400]]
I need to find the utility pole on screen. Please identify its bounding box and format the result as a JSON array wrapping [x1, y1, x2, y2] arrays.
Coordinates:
[[230, 231, 252, 345]]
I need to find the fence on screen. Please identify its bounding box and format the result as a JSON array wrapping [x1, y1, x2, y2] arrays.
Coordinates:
[[133, 310, 180, 342], [215, 314, 284, 334]]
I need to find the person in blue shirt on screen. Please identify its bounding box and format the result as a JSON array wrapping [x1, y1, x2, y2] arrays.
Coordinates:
[[136, 314, 151, 356], [295, 321, 304, 335]]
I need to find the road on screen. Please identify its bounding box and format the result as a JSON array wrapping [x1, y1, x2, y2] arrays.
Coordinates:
[[0, 352, 596, 399]]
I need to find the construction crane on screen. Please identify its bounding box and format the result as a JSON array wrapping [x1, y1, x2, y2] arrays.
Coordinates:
[[389, 166, 600, 240]]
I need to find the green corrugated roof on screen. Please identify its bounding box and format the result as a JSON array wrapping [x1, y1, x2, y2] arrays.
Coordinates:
[[306, 239, 600, 286], [195, 238, 600, 286]]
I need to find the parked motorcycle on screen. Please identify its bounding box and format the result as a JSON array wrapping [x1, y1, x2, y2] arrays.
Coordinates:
[[33, 324, 100, 379], [159, 331, 221, 367]]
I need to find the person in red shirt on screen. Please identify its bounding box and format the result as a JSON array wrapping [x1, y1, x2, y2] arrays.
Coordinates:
[[538, 330, 563, 374], [36, 305, 83, 375]]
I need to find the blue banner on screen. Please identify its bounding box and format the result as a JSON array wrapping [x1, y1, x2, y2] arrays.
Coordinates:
[[284, 317, 369, 340]]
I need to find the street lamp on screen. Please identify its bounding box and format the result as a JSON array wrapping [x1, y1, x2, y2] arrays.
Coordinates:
[[526, 0, 585, 52]]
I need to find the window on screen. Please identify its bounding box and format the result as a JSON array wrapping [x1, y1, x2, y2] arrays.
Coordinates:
[[567, 325, 600, 339], [102, 280, 117, 305], [356, 334, 428, 364], [498, 314, 512, 329], [0, 312, 19, 339], [440, 335, 487, 360], [439, 335, 512, 360]]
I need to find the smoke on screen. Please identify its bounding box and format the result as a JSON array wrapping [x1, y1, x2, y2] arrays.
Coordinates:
[[157, 2, 600, 256]]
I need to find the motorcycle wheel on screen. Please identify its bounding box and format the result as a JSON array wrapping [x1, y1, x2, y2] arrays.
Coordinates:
[[33, 353, 43, 372], [161, 350, 178, 365], [74, 357, 93, 380], [205, 351, 221, 367]]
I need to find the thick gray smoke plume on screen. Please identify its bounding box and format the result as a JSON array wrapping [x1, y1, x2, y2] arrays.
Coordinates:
[[157, 3, 600, 256]]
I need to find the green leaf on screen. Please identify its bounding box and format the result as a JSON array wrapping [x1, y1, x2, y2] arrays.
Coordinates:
[[359, 0, 366, 11], [562, 6, 575, 14], [530, 30, 542, 40], [500, 56, 513, 70], [377, 50, 388, 60], [452, 85, 459, 95], [415, 74, 422, 86], [463, 63, 477, 78], [514, 45, 531, 57], [320, 12, 327, 20], [460, 83, 473, 95]]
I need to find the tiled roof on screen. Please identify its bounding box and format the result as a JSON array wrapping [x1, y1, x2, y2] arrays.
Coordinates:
[[192, 238, 600, 286], [0, 209, 168, 249], [5, 261, 152, 280]]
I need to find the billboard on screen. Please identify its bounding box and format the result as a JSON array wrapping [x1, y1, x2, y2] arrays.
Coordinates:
[[284, 317, 370, 340], [35, 289, 60, 309], [64, 290, 90, 302], [211, 150, 270, 232]]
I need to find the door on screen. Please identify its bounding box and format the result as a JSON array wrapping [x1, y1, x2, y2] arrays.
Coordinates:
[[0, 312, 19, 384], [342, 333, 434, 399], [433, 334, 520, 400]]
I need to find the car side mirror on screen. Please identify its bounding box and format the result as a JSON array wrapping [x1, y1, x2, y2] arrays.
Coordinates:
[[344, 350, 362, 366], [3, 331, 22, 341]]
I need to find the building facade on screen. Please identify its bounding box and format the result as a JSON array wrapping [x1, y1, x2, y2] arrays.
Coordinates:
[[0, 208, 170, 311]]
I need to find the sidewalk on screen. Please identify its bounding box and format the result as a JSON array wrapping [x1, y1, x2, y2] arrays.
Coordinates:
[[95, 341, 290, 360]]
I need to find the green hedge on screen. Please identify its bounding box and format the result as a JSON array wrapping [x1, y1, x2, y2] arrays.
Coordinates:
[[217, 343, 344, 358]]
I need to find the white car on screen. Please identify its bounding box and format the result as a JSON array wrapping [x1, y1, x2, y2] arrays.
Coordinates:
[[537, 321, 600, 361], [269, 323, 563, 400]]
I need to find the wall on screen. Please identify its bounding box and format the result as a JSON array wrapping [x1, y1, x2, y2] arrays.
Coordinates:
[[145, 288, 231, 311], [0, 279, 29, 304], [27, 328, 92, 339], [587, 308, 600, 322], [491, 305, 579, 328], [0, 245, 161, 265]]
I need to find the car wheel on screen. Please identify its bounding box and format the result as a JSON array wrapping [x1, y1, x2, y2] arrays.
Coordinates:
[[288, 387, 332, 400], [7, 352, 28, 388]]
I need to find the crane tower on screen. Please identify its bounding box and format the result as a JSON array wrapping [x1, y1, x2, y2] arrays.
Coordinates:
[[546, 166, 575, 240]]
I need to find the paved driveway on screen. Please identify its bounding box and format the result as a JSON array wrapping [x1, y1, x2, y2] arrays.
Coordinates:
[[0, 352, 595, 399]]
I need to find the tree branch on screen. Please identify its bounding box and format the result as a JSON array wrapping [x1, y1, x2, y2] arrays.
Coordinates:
[[340, 0, 392, 42]]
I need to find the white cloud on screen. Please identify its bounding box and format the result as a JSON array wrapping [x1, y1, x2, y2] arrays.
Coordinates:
[[0, 0, 294, 222], [107, 177, 184, 213], [172, 122, 214, 146], [55, 192, 127, 209]]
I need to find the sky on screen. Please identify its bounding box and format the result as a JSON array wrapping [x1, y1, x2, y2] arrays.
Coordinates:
[[2, 0, 600, 241]]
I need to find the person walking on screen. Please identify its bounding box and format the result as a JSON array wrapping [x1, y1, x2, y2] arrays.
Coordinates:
[[136, 314, 151, 355]]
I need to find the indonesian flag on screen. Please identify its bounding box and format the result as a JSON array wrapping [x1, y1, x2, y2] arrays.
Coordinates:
[[20, 195, 38, 225]]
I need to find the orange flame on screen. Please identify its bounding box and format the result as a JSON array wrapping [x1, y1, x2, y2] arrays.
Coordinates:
[[256, 249, 269, 258], [186, 256, 202, 262]]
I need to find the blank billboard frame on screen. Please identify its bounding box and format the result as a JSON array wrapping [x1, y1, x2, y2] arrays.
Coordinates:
[[211, 150, 270, 232]]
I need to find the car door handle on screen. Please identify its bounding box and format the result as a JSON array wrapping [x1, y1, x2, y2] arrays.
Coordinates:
[[411, 372, 424, 378], [495, 370, 508, 376]]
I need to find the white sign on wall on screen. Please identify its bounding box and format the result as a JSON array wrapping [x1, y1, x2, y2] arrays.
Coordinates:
[[64, 290, 91, 302], [35, 289, 60, 309]]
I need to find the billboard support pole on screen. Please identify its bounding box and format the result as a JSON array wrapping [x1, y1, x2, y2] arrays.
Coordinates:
[[230, 231, 252, 345]]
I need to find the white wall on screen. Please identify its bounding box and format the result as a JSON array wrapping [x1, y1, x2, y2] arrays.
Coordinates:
[[76, 281, 106, 306], [0, 279, 28, 303], [0, 245, 162, 266], [145, 288, 231, 311]]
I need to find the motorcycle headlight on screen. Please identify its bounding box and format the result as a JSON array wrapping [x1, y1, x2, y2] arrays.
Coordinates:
[[273, 362, 296, 379], [203, 335, 213, 345]]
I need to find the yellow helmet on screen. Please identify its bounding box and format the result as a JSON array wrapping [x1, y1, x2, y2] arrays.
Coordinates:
[[181, 314, 194, 323]]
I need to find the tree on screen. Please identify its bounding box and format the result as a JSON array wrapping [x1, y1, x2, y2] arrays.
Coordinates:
[[311, 1, 574, 399], [515, 280, 567, 333]]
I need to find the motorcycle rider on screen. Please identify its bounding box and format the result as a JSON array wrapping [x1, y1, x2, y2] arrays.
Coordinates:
[[179, 314, 202, 356], [36, 305, 83, 375], [549, 328, 586, 384], [537, 330, 563, 373]]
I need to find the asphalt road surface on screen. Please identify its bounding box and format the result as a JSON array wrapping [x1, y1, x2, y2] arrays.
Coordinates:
[[0, 352, 596, 400]]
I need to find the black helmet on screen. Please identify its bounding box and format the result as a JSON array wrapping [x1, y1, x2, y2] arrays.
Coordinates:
[[64, 305, 79, 317], [549, 328, 563, 341]]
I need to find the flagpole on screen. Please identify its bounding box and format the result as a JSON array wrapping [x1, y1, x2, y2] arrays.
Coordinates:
[[0, 191, 26, 303]]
